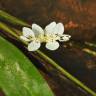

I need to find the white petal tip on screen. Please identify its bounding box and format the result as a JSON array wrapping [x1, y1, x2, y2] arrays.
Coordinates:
[[20, 36, 30, 42], [32, 23, 44, 36], [46, 41, 59, 51], [28, 41, 41, 51]]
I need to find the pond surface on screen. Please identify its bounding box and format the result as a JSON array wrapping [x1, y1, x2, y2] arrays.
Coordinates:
[[0, 0, 96, 95]]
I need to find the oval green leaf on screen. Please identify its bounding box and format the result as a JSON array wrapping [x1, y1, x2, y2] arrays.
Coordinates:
[[0, 36, 54, 96]]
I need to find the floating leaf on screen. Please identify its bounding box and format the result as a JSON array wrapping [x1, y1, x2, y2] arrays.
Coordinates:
[[0, 36, 54, 96]]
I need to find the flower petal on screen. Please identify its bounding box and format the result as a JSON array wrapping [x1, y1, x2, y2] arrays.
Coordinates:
[[59, 34, 71, 42], [23, 27, 35, 37], [32, 24, 44, 36], [45, 21, 56, 35], [28, 41, 41, 51], [46, 41, 59, 50], [20, 36, 30, 42], [53, 23, 64, 35]]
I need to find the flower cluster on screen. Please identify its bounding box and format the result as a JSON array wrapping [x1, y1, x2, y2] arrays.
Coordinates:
[[20, 22, 71, 51]]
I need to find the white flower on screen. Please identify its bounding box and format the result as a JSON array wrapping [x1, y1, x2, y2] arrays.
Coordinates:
[[20, 21, 71, 51], [45, 22, 71, 50]]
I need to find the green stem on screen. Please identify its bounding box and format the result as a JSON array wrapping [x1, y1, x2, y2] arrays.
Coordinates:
[[37, 50, 96, 96], [0, 22, 28, 45], [85, 42, 96, 48], [0, 22, 19, 39], [83, 48, 96, 56], [0, 10, 30, 27], [0, 11, 96, 95]]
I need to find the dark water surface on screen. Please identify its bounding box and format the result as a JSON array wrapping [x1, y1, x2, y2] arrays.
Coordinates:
[[0, 0, 96, 95]]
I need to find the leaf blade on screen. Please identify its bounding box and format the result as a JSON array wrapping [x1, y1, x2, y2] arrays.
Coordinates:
[[0, 36, 54, 96]]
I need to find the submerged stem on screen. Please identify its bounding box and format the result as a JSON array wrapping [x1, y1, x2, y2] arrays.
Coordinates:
[[0, 11, 96, 95]]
